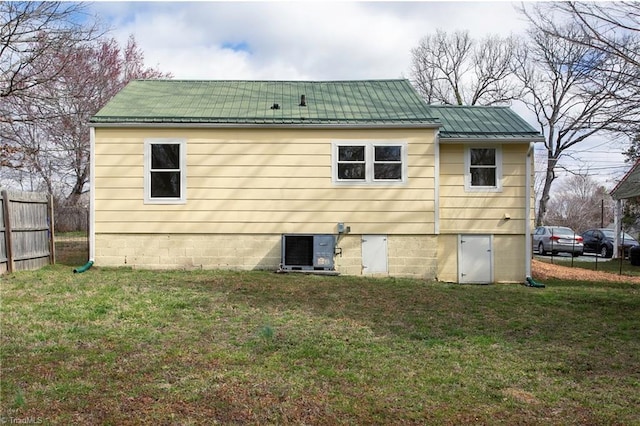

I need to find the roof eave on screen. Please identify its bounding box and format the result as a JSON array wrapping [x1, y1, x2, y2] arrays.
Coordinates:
[[439, 136, 545, 143], [89, 121, 442, 130]]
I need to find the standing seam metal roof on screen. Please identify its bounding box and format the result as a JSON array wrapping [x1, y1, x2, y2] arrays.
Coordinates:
[[91, 79, 438, 126], [90, 79, 542, 139], [425, 105, 542, 139]]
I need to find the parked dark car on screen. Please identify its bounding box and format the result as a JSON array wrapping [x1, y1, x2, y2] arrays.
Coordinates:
[[630, 246, 640, 266], [533, 226, 583, 256], [581, 228, 639, 258]]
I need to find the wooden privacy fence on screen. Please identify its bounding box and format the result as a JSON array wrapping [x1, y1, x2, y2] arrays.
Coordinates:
[[1, 189, 54, 274]]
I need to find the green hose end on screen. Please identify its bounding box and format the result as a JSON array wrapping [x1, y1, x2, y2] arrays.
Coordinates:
[[525, 276, 545, 288], [73, 261, 94, 274]]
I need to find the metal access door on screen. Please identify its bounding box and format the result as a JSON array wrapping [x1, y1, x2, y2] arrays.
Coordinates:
[[362, 235, 388, 274], [458, 234, 493, 283]]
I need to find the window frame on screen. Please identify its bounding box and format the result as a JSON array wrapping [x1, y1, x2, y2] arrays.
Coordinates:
[[144, 138, 187, 204], [464, 145, 502, 192], [332, 140, 408, 185]]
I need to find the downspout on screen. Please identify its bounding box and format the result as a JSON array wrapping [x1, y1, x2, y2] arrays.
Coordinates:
[[524, 142, 534, 281], [89, 126, 95, 263], [434, 129, 440, 235], [74, 127, 96, 273]]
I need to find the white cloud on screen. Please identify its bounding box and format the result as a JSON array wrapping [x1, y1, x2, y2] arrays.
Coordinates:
[[92, 1, 525, 80]]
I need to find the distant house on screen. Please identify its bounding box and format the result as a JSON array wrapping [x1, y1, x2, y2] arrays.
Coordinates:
[[89, 79, 542, 283], [611, 159, 640, 201], [610, 158, 640, 256]]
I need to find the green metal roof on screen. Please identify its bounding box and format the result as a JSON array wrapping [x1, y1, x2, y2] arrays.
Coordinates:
[[425, 105, 542, 140], [91, 79, 440, 126], [610, 159, 640, 199], [90, 79, 542, 140]]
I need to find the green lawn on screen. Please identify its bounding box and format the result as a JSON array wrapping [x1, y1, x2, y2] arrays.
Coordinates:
[[1, 245, 639, 424]]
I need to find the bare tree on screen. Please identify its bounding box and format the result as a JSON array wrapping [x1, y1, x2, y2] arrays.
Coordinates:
[[524, 2, 639, 69], [512, 21, 636, 226], [1, 36, 172, 205], [0, 2, 100, 101], [522, 2, 640, 133], [1, 1, 100, 199], [546, 174, 614, 232], [410, 29, 519, 105]]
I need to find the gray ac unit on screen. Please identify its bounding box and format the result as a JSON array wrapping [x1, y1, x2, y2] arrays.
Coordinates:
[[281, 234, 335, 271]]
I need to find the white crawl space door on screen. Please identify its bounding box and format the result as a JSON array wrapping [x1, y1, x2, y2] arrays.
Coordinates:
[[458, 234, 493, 284], [362, 235, 388, 274]]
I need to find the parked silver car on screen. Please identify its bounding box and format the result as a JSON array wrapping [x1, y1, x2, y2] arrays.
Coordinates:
[[533, 226, 583, 257]]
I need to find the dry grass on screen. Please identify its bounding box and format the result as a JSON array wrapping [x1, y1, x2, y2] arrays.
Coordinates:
[[533, 259, 640, 283]]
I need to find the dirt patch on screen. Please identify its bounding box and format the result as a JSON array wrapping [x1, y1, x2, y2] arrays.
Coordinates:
[[503, 388, 539, 405], [532, 259, 640, 283]]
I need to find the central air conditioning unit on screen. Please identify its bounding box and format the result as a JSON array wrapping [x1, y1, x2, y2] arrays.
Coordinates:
[[281, 234, 335, 271]]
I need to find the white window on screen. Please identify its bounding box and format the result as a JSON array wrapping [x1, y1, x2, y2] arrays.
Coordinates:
[[144, 139, 186, 204], [464, 146, 502, 192], [332, 141, 407, 185]]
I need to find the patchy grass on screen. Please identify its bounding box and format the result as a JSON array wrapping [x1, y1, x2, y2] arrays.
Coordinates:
[[53, 237, 88, 268], [55, 231, 88, 239], [1, 263, 639, 425]]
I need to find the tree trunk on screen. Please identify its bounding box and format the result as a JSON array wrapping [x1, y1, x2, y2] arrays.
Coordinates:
[[536, 155, 558, 226], [66, 165, 88, 206]]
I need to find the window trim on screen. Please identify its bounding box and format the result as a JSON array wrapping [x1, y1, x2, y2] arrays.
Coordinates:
[[464, 145, 502, 192], [144, 138, 187, 204], [332, 140, 408, 185]]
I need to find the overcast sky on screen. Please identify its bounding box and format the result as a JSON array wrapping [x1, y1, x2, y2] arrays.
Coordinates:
[[89, 1, 632, 187]]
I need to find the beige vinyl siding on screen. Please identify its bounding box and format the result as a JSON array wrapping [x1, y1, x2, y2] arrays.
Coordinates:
[[492, 235, 526, 282], [95, 188, 434, 201], [94, 128, 436, 235], [439, 143, 529, 234]]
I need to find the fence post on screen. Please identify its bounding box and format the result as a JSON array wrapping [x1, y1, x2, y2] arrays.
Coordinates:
[[2, 190, 14, 273], [49, 195, 56, 265]]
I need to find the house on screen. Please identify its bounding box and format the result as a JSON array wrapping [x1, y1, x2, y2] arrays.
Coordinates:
[[610, 158, 640, 256], [89, 79, 543, 283]]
